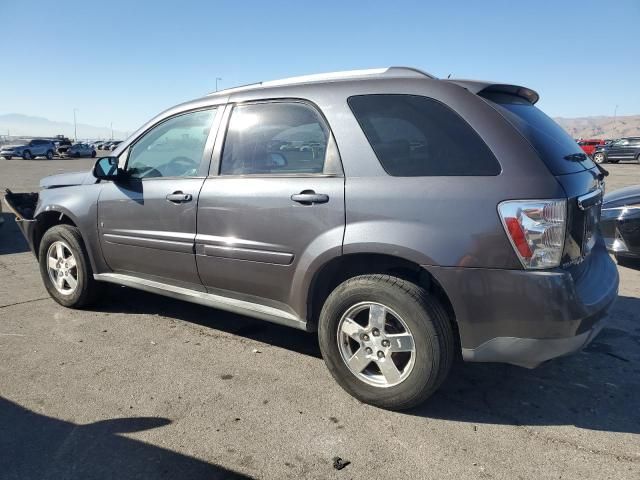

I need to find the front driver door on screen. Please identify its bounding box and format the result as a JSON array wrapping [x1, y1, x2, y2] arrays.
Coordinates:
[[196, 100, 345, 316], [98, 107, 220, 288]]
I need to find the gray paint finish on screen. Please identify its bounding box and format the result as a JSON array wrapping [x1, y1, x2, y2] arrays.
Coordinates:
[[6, 67, 619, 369]]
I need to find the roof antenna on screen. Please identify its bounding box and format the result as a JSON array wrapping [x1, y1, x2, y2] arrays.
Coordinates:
[[447, 73, 451, 79]]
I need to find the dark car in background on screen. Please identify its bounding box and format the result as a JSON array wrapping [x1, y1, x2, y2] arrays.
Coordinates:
[[107, 140, 122, 151], [593, 137, 640, 164], [0, 139, 56, 160], [65, 143, 97, 158], [577, 139, 605, 158], [3, 67, 618, 410], [601, 185, 640, 267]]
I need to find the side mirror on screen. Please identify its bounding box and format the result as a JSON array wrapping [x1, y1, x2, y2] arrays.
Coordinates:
[[93, 156, 120, 180]]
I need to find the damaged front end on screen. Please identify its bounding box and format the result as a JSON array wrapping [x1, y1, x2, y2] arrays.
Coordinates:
[[3, 188, 40, 253]]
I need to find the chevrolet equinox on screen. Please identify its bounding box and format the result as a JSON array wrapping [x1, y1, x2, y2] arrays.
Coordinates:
[[4, 67, 618, 410]]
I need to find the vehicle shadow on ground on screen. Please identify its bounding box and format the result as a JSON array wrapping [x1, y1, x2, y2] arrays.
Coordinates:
[[0, 396, 252, 479], [96, 286, 640, 434], [96, 285, 323, 359], [410, 294, 640, 434], [0, 212, 30, 254]]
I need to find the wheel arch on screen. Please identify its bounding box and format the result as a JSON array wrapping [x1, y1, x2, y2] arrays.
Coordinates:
[[305, 253, 459, 348]]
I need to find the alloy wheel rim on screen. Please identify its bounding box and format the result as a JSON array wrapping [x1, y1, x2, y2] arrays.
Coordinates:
[[337, 302, 416, 388], [46, 241, 78, 295]]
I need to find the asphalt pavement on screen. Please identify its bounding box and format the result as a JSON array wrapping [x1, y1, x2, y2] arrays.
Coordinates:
[[0, 156, 639, 479]]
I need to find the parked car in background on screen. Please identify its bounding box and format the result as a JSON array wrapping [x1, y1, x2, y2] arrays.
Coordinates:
[[3, 67, 618, 410], [577, 139, 605, 158], [99, 141, 113, 150], [108, 141, 122, 151], [65, 143, 97, 158], [601, 185, 640, 268], [593, 137, 640, 164], [54, 136, 73, 156], [0, 139, 56, 160], [91, 141, 105, 150]]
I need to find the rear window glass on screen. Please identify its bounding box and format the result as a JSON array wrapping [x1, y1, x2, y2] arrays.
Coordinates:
[[480, 92, 596, 175], [348, 95, 500, 176]]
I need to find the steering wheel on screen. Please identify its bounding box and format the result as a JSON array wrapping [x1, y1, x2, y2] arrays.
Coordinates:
[[163, 156, 199, 177]]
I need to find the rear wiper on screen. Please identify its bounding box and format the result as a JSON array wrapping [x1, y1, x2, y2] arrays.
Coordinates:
[[563, 152, 609, 179], [563, 153, 587, 162]]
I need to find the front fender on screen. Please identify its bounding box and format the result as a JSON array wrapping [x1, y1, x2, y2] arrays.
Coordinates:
[[32, 184, 108, 273]]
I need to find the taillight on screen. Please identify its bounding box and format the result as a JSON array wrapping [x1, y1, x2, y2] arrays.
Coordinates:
[[498, 199, 567, 269]]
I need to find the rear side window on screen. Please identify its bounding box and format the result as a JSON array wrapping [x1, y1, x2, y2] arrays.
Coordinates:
[[480, 92, 596, 174], [348, 94, 500, 176], [220, 102, 329, 175]]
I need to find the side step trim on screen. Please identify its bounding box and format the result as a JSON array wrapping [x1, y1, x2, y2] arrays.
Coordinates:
[[94, 273, 308, 331]]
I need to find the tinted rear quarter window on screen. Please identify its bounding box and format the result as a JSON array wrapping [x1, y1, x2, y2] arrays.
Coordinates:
[[348, 94, 500, 176]]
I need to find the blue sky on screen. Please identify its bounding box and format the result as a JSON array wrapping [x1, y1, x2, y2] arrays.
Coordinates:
[[1, 0, 638, 131]]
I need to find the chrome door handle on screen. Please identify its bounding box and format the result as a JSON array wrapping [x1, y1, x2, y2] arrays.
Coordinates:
[[166, 191, 192, 203], [291, 191, 329, 205]]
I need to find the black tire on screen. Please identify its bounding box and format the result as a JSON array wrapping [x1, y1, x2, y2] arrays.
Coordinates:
[[3, 156, 11, 160], [22, 150, 32, 160], [318, 274, 454, 410], [46, 150, 54, 160], [593, 152, 606, 164], [38, 224, 98, 308], [91, 150, 97, 158], [636, 154, 640, 164]]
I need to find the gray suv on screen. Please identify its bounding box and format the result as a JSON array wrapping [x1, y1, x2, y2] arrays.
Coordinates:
[[4, 68, 618, 410], [1, 139, 57, 160]]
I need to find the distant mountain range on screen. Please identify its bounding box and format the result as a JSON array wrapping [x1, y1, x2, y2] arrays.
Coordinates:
[[0, 113, 129, 140], [0, 112, 638, 143], [553, 115, 640, 140]]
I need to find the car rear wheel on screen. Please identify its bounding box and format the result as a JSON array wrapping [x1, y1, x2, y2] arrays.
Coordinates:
[[3, 156, 11, 160], [593, 152, 606, 164], [38, 224, 98, 308], [22, 150, 32, 160], [91, 150, 97, 158], [318, 274, 454, 410], [46, 150, 54, 160], [636, 154, 640, 164]]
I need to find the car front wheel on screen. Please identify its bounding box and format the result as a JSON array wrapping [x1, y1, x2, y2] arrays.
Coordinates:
[[38, 225, 98, 308], [593, 152, 606, 164], [46, 150, 54, 160], [318, 274, 454, 410]]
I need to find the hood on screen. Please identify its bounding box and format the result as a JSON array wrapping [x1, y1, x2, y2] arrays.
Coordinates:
[[40, 170, 93, 189], [603, 185, 640, 208]]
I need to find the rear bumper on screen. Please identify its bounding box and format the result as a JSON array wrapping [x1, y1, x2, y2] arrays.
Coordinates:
[[460, 319, 605, 368], [425, 241, 619, 368]]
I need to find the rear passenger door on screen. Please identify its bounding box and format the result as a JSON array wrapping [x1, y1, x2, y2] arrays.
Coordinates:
[[195, 101, 345, 316]]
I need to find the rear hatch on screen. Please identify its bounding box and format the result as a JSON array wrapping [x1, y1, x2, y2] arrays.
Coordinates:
[[480, 91, 605, 271]]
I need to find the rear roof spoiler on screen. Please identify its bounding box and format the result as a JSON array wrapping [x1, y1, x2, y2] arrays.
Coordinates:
[[445, 79, 540, 105]]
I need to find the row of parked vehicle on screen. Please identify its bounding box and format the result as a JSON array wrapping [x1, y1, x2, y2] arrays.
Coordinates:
[[0, 137, 123, 160], [577, 137, 640, 164]]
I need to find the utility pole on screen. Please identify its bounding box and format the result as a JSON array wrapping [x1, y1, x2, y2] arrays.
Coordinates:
[[110, 122, 114, 140], [73, 108, 78, 142], [215, 77, 222, 92], [614, 104, 618, 132]]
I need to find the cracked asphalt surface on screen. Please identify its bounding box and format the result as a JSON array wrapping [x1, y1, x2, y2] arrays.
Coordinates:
[[1, 157, 639, 479]]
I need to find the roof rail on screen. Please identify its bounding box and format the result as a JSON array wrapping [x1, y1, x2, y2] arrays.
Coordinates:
[[207, 66, 436, 96]]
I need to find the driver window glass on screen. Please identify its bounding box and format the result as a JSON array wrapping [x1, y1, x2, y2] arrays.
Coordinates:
[[126, 108, 216, 179], [220, 102, 329, 175]]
